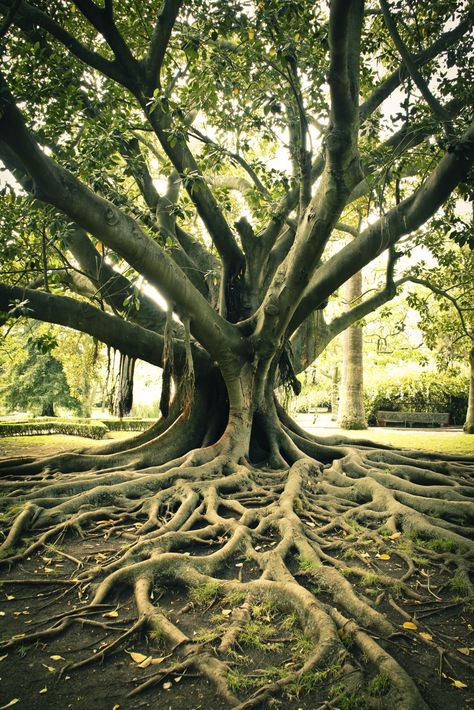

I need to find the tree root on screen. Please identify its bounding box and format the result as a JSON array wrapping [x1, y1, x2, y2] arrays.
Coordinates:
[[0, 425, 473, 708]]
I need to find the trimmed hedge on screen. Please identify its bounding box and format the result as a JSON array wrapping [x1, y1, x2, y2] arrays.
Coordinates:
[[0, 416, 156, 439], [0, 421, 107, 439]]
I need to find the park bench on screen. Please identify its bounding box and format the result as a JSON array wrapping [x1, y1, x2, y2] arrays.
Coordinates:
[[375, 411, 450, 428]]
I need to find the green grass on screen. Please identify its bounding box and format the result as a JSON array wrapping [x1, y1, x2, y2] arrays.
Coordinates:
[[325, 428, 473, 456]]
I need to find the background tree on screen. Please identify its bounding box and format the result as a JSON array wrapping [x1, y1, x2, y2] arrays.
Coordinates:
[[0, 1, 473, 707]]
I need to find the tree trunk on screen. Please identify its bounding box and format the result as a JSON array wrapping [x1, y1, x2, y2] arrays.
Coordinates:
[[41, 401, 55, 417], [338, 271, 367, 429], [464, 344, 474, 434], [112, 353, 136, 418]]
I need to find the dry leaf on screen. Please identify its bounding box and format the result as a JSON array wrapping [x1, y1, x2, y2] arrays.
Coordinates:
[[127, 651, 149, 664], [6, 595, 15, 601], [0, 700, 20, 710], [137, 657, 152, 668], [42, 664, 56, 673], [457, 648, 470, 656], [39, 688, 48, 694], [151, 656, 169, 665], [112, 705, 120, 710], [451, 679, 468, 689], [163, 682, 172, 690], [102, 610, 119, 618], [0, 654, 8, 662], [174, 676, 182, 683], [221, 609, 232, 617], [44, 568, 55, 573], [0, 612, 5, 616], [402, 621, 418, 630], [389, 532, 401, 540], [306, 522, 315, 528], [50, 655, 65, 661], [419, 632, 433, 641], [378, 554, 391, 560], [235, 562, 243, 567]]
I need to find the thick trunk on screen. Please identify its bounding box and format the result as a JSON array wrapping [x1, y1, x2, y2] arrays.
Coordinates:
[[41, 401, 55, 417], [464, 344, 474, 434], [112, 354, 136, 418], [338, 271, 367, 429]]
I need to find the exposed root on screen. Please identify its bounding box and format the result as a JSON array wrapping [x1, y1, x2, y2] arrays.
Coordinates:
[[0, 418, 473, 708]]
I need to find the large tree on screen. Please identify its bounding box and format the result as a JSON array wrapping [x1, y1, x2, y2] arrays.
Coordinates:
[[0, 1, 473, 707]]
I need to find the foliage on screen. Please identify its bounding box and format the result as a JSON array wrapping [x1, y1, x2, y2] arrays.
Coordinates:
[[364, 370, 469, 425]]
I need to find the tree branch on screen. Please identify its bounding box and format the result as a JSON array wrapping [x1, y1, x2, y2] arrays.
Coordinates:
[[0, 78, 245, 366], [290, 119, 474, 334], [0, 283, 209, 370], [146, 0, 183, 93]]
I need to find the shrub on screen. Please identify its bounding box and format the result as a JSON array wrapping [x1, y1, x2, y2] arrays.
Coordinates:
[[364, 371, 468, 425], [0, 420, 107, 439]]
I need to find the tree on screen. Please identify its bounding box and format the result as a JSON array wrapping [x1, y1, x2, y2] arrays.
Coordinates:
[[0, 325, 82, 416], [0, 1, 473, 707]]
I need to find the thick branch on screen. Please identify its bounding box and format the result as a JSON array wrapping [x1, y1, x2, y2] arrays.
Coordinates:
[[0, 80, 245, 367], [0, 283, 208, 370], [146, 0, 184, 93], [290, 120, 474, 333]]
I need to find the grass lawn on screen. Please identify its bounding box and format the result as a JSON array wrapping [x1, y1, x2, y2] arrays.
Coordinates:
[[0, 430, 134, 459], [0, 425, 472, 459]]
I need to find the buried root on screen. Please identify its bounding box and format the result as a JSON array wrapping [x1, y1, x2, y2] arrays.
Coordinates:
[[0, 421, 473, 709]]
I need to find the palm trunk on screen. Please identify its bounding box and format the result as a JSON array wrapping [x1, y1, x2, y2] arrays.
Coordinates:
[[338, 271, 367, 429], [463, 344, 474, 434]]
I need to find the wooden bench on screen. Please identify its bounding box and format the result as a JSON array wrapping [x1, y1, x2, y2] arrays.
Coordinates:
[[376, 411, 450, 428]]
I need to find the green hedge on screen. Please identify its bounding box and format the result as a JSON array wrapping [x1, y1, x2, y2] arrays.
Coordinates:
[[0, 420, 108, 439], [365, 371, 469, 426], [0, 417, 156, 438]]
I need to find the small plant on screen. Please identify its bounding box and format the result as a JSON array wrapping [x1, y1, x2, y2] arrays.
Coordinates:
[[148, 627, 166, 645], [281, 611, 298, 630], [298, 555, 320, 573], [449, 575, 470, 597], [361, 573, 379, 588], [291, 632, 314, 656], [189, 581, 220, 606], [238, 619, 282, 651], [424, 537, 456, 553], [330, 684, 368, 710], [194, 627, 221, 644], [223, 589, 246, 607], [368, 671, 391, 697]]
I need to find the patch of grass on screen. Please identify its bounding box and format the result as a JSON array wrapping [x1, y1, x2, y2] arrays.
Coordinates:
[[449, 575, 470, 597], [194, 627, 221, 644], [423, 537, 456, 553], [298, 555, 320, 573], [291, 632, 314, 656], [189, 581, 220, 606], [226, 669, 256, 694], [342, 548, 357, 559], [148, 627, 166, 645], [238, 619, 282, 652], [223, 589, 246, 607], [330, 684, 368, 710], [368, 671, 391, 697], [281, 611, 298, 630], [361, 573, 380, 588]]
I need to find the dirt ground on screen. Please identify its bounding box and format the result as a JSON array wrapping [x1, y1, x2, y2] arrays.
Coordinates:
[[0, 435, 473, 710]]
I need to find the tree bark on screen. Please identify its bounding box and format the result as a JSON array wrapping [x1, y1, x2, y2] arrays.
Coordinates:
[[338, 270, 367, 430], [464, 344, 474, 434]]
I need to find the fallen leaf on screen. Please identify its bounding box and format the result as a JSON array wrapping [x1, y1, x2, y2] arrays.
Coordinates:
[[457, 648, 470, 656], [0, 612, 5, 616], [402, 621, 418, 631], [39, 688, 48, 694], [102, 610, 119, 618], [235, 562, 243, 567], [138, 656, 153, 668], [6, 595, 15, 601], [419, 632, 433, 641], [377, 554, 391, 561], [163, 681, 172, 690], [112, 705, 120, 710], [0, 654, 8, 662], [42, 664, 56, 673], [0, 700, 20, 710], [96, 520, 114, 526], [44, 568, 55, 574], [451, 679, 468, 689], [221, 609, 232, 617], [151, 656, 169, 665], [50, 655, 65, 661], [174, 676, 182, 683], [306, 522, 315, 528], [127, 651, 149, 664], [389, 532, 401, 540]]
